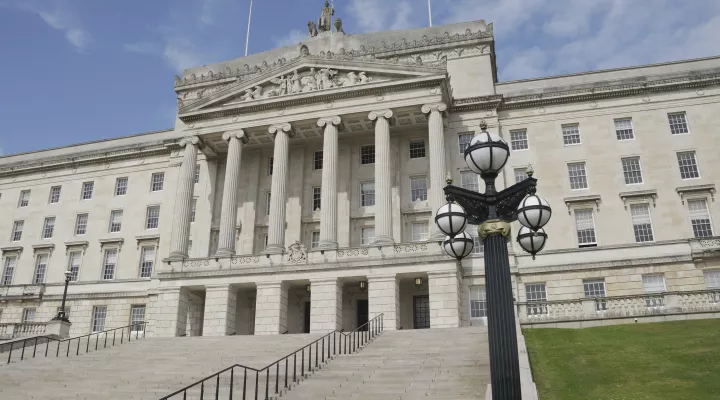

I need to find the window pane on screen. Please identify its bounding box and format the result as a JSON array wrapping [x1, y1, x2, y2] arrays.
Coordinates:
[[677, 152, 699, 179], [140, 247, 155, 278], [621, 157, 643, 184], [688, 199, 713, 238], [43, 217, 55, 239], [109, 210, 123, 233], [19, 190, 30, 207], [361, 145, 375, 165], [12, 220, 24, 241], [614, 118, 634, 140], [630, 203, 654, 242], [514, 168, 528, 184], [190, 199, 197, 223], [312, 187, 322, 211], [49, 186, 62, 203], [75, 214, 88, 235], [266, 192, 272, 215], [575, 209, 596, 245], [194, 164, 200, 184], [151, 173, 165, 192], [642, 274, 665, 293], [668, 112, 689, 135], [92, 307, 107, 332], [461, 172, 479, 192], [103, 249, 117, 280], [470, 286, 487, 318], [361, 227, 375, 245], [567, 163, 588, 189], [115, 177, 128, 196], [510, 130, 528, 150], [82, 182, 94, 200], [411, 223, 429, 242], [311, 231, 320, 248], [583, 280, 606, 298], [410, 177, 427, 202], [361, 182, 375, 207], [467, 225, 484, 255], [146, 206, 160, 229], [704, 271, 720, 289], [268, 156, 274, 175], [562, 124, 581, 145], [2, 256, 17, 285], [409, 140, 426, 158], [23, 308, 36, 322], [314, 151, 323, 170], [68, 251, 81, 281], [34, 254, 48, 284], [131, 305, 146, 331], [458, 133, 473, 153]]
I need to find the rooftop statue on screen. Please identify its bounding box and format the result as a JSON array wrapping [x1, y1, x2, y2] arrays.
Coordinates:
[[318, 0, 334, 33]]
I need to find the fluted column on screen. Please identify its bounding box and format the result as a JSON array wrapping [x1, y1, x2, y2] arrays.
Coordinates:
[[169, 136, 201, 259], [216, 130, 248, 257], [368, 109, 394, 245], [265, 123, 294, 254], [422, 103, 448, 241], [317, 116, 341, 249]]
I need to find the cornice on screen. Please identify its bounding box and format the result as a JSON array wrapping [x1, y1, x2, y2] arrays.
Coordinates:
[[41, 291, 150, 301], [519, 253, 694, 275]]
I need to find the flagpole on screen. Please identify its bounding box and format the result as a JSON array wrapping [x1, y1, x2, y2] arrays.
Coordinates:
[[244, 0, 253, 56], [428, 0, 432, 27]]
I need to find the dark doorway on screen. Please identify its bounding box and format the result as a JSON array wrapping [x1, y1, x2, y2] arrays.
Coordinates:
[[356, 299, 368, 331], [413, 295, 430, 329], [303, 301, 311, 333]]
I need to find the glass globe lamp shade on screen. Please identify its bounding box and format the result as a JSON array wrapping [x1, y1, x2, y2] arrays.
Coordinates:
[[443, 232, 474, 260], [464, 130, 510, 175], [434, 202, 468, 237], [517, 194, 552, 231], [517, 226, 547, 259]]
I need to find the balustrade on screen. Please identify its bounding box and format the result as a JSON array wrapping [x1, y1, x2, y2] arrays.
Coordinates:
[[0, 322, 47, 340]]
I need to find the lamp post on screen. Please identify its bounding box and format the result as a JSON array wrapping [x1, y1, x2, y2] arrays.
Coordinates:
[[52, 270, 72, 323], [435, 121, 552, 400]]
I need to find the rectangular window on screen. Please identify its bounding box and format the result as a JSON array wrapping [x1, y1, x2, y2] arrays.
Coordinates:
[[18, 190, 30, 207], [81, 182, 94, 200], [23, 308, 36, 323], [458, 133, 473, 153], [562, 124, 581, 145], [410, 176, 428, 202], [34, 254, 48, 284], [668, 112, 689, 135], [567, 162, 588, 190], [268, 156, 274, 175], [130, 305, 146, 331], [688, 199, 713, 238], [313, 151, 323, 170], [677, 151, 700, 179], [461, 171, 479, 192], [75, 213, 88, 235], [642, 274, 666, 293], [525, 283, 548, 315], [115, 177, 128, 196], [360, 145, 375, 165], [42, 217, 55, 239], [265, 192, 272, 216], [311, 231, 320, 249], [187, 240, 193, 255], [102, 249, 118, 280], [109, 210, 123, 233], [68, 251, 81, 282], [615, 118, 634, 140], [469, 286, 487, 318], [584, 279, 607, 311], [194, 164, 200, 184], [312, 187, 322, 211], [151, 172, 165, 192], [361, 227, 375, 245], [575, 209, 597, 247], [191, 199, 197, 223], [146, 206, 160, 229], [631, 203, 654, 242], [468, 226, 484, 255], [510, 129, 528, 150], [704, 270, 720, 289], [11, 220, 24, 242], [411, 222, 429, 242], [621, 157, 643, 184], [49, 186, 62, 204], [2, 256, 17, 285], [409, 140, 426, 159], [361, 182, 375, 207], [139, 246, 155, 278], [514, 168, 528, 184], [91, 306, 107, 332]]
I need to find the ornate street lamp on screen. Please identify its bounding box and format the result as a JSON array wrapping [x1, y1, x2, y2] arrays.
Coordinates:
[[435, 121, 552, 400], [52, 270, 72, 323]]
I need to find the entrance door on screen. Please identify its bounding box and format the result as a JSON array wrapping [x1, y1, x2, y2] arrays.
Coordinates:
[[303, 301, 311, 333], [413, 295, 430, 329], [356, 300, 368, 331]]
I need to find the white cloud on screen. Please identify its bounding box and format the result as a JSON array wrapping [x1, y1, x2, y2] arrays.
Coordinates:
[[20, 1, 92, 51], [272, 30, 307, 48], [163, 41, 203, 73], [349, 0, 415, 32]]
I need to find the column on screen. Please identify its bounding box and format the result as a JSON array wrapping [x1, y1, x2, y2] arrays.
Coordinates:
[[428, 269, 461, 328], [422, 103, 449, 241], [169, 136, 201, 259], [149, 287, 189, 337], [310, 278, 342, 333], [368, 274, 400, 330], [265, 123, 294, 254], [368, 109, 394, 245], [254, 282, 289, 335], [317, 116, 341, 249], [202, 285, 237, 336], [216, 130, 248, 256]]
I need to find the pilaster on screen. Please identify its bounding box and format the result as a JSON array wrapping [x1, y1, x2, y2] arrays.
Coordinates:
[[368, 274, 400, 330], [202, 285, 237, 336], [254, 282, 289, 335], [310, 278, 342, 332], [428, 269, 461, 328], [149, 287, 189, 337]]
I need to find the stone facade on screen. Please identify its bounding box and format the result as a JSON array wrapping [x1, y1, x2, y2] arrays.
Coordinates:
[[2, 11, 720, 338]]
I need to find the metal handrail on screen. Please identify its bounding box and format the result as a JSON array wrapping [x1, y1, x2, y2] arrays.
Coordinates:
[[160, 314, 385, 400], [2, 321, 148, 364]]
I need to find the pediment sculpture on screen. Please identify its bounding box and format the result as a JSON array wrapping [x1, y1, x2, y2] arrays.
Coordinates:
[[239, 68, 374, 102], [287, 241, 308, 263]]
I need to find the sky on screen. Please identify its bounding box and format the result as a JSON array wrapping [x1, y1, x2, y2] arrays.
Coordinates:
[[1, 0, 719, 156]]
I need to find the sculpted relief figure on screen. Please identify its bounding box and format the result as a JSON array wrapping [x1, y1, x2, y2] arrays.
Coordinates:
[[318, 0, 334, 33], [290, 70, 302, 93], [318, 68, 337, 89], [241, 89, 254, 101], [308, 21, 318, 37], [358, 71, 372, 84], [301, 67, 318, 92], [334, 18, 344, 34]]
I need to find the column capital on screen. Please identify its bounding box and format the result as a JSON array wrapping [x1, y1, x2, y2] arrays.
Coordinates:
[[368, 109, 393, 121], [317, 115, 342, 128], [222, 129, 249, 144], [179, 135, 203, 147], [268, 122, 295, 138], [421, 102, 448, 114]]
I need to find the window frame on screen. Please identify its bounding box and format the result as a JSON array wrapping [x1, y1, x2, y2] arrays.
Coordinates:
[[33, 253, 49, 284], [360, 181, 375, 207], [49, 186, 62, 204], [91, 306, 107, 333], [509, 129, 529, 151], [150, 172, 165, 192], [687, 198, 714, 238], [567, 162, 589, 190], [409, 176, 428, 202], [574, 208, 597, 247], [361, 226, 375, 246], [266, 192, 272, 216], [2, 255, 18, 285], [667, 112, 690, 135], [130, 305, 146, 333], [469, 286, 487, 318], [23, 308, 36, 323], [81, 181, 94, 200], [313, 151, 323, 170], [360, 145, 375, 165], [642, 274, 667, 293], [630, 203, 654, 243], [145, 205, 160, 230], [704, 270, 720, 289], [268, 156, 274, 176], [108, 210, 123, 233], [18, 190, 30, 208], [614, 118, 635, 141], [310, 231, 320, 249], [562, 124, 581, 146], [115, 177, 128, 196], [139, 246, 156, 278], [514, 168, 528, 184], [102, 248, 118, 280], [458, 132, 473, 154], [67, 251, 82, 282], [190, 198, 197, 223], [74, 213, 89, 236], [525, 283, 549, 315], [677, 151, 700, 180], [411, 222, 429, 242], [11, 220, 24, 242], [621, 156, 644, 185], [194, 164, 200, 184], [409, 139, 426, 159], [312, 187, 322, 211], [460, 171, 479, 192], [42, 216, 56, 239]]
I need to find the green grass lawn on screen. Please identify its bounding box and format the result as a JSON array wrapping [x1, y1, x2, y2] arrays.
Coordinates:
[[523, 318, 720, 400]]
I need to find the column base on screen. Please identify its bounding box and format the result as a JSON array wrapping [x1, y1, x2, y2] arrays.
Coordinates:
[[317, 240, 338, 250], [168, 251, 187, 261], [372, 235, 395, 245], [214, 248, 235, 258], [264, 244, 285, 255]]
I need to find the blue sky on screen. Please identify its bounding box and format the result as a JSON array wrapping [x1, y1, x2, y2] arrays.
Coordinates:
[[1, 0, 719, 156]]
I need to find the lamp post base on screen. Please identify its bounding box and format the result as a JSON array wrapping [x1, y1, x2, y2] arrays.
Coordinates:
[[46, 319, 72, 339]]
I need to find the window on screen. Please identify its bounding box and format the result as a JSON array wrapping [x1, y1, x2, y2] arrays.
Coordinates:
[[23, 308, 36, 323], [139, 246, 155, 278], [575, 209, 597, 247], [704, 270, 720, 289], [461, 171, 479, 192], [102, 249, 118, 280], [642, 274, 666, 307], [188, 240, 193, 256], [18, 190, 30, 207], [668, 112, 689, 135], [411, 222, 429, 242], [311, 231, 320, 249], [2, 256, 17, 285], [614, 118, 634, 140], [410, 177, 428, 202], [109, 210, 123, 233], [458, 133, 473, 153], [81, 182, 94, 200], [409, 140, 426, 158], [42, 217, 55, 239], [191, 199, 197, 223], [151, 172, 165, 192], [525, 283, 548, 315], [146, 206, 160, 229], [68, 251, 81, 281], [567, 162, 588, 190], [677, 151, 700, 179], [468, 226, 484, 255], [621, 157, 643, 184], [361, 227, 375, 245], [266, 192, 272, 216], [562, 124, 581, 145], [469, 286, 487, 318], [130, 305, 146, 332], [361, 182, 375, 207], [194, 164, 200, 184], [514, 168, 528, 184], [510, 129, 528, 150], [630, 203, 654, 242], [268, 156, 274, 175], [360, 145, 375, 165], [313, 151, 323, 170], [11, 220, 24, 242], [75, 214, 89, 235], [115, 177, 128, 196], [34, 254, 48, 284], [49, 186, 62, 204], [91, 306, 107, 332], [688, 199, 713, 238], [584, 279, 607, 311], [312, 187, 322, 211]]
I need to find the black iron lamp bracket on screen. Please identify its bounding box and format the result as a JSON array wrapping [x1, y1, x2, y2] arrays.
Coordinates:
[[443, 177, 538, 225]]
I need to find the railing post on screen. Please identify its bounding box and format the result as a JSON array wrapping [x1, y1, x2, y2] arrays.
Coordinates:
[[21, 339, 26, 360], [321, 337, 325, 363], [315, 342, 319, 368], [284, 357, 288, 388], [96, 334, 99, 351], [200, 381, 204, 400], [67, 340, 70, 357], [76, 338, 80, 356], [215, 374, 220, 399], [254, 370, 259, 400], [45, 339, 49, 357], [230, 367, 234, 400], [113, 330, 116, 346], [308, 345, 312, 372], [243, 368, 247, 400], [275, 362, 279, 394], [293, 353, 297, 383], [105, 332, 108, 348], [33, 337, 38, 357], [86, 336, 90, 353], [7, 342, 12, 364], [56, 340, 60, 357], [301, 348, 305, 377]]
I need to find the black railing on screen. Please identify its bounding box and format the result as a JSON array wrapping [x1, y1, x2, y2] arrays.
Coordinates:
[[160, 314, 384, 400], [1, 322, 148, 364]]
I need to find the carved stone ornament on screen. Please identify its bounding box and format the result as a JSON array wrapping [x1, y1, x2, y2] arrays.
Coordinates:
[[478, 219, 511, 238], [222, 130, 249, 144], [287, 241, 308, 263], [308, 21, 318, 37]]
